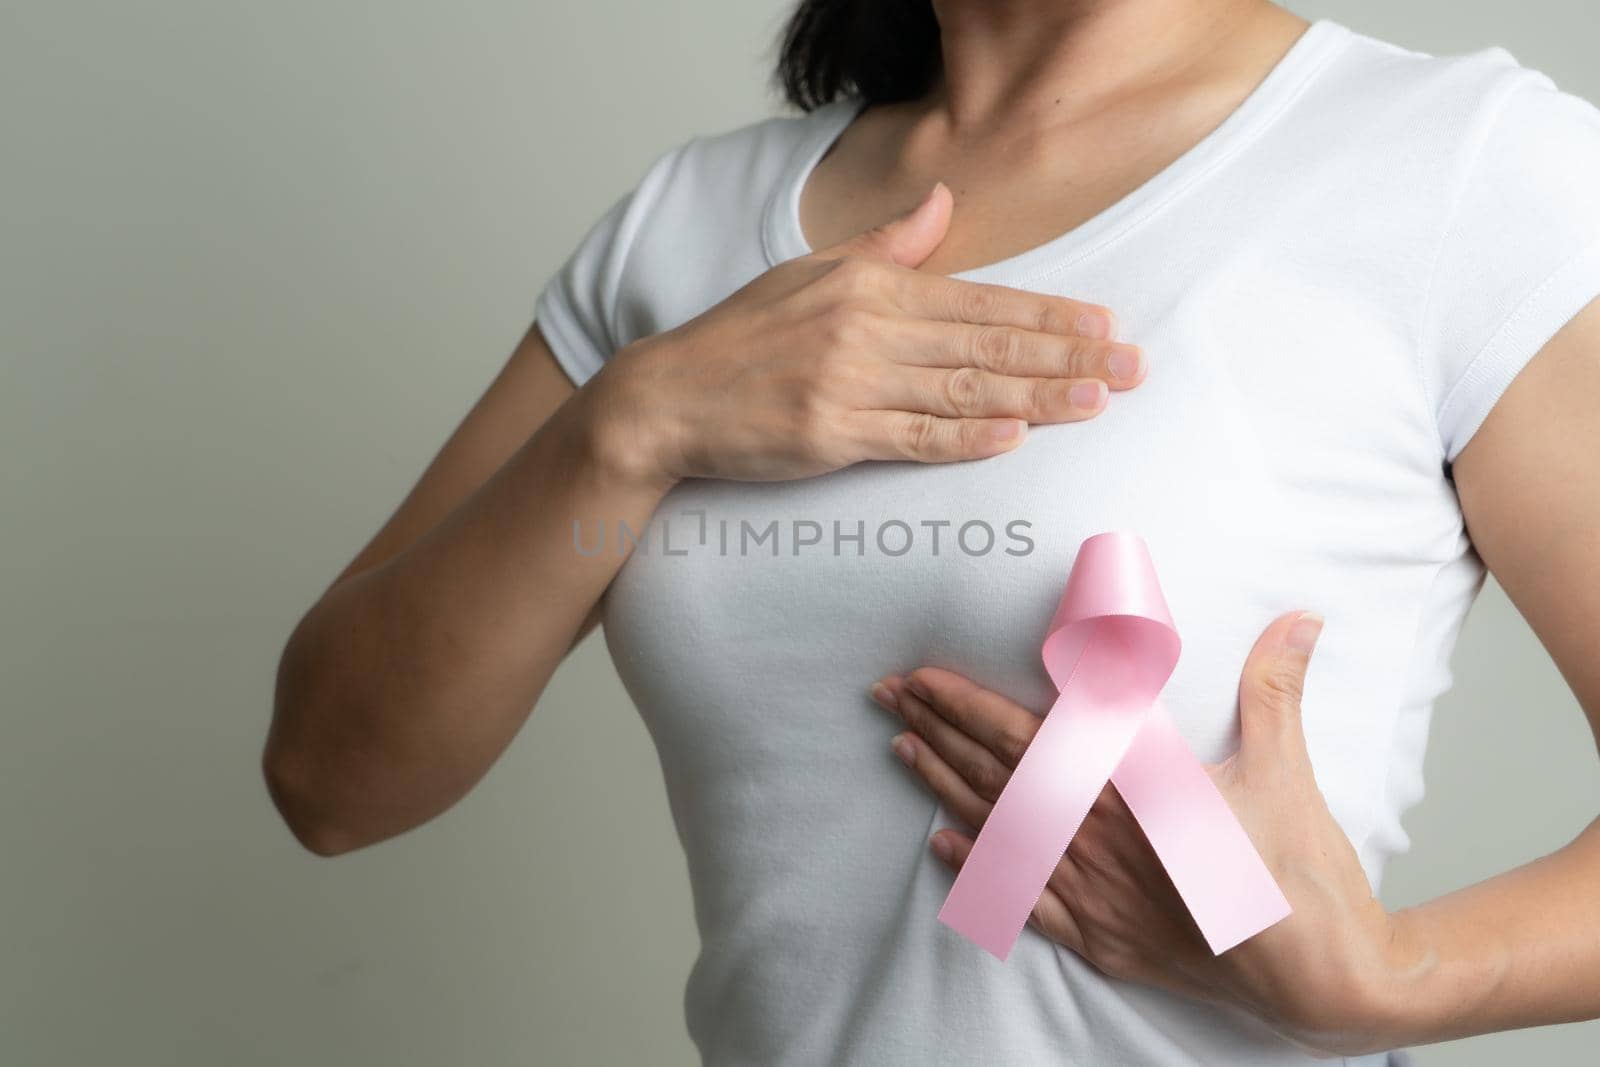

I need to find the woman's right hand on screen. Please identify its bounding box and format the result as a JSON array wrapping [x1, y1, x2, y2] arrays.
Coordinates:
[[587, 181, 1146, 485]]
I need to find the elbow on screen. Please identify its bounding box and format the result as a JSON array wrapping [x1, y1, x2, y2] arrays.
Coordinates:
[[264, 625, 370, 858], [264, 609, 446, 858], [261, 742, 364, 858]]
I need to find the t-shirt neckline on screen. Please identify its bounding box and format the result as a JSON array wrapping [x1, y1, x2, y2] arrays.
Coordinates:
[[761, 17, 1351, 287]]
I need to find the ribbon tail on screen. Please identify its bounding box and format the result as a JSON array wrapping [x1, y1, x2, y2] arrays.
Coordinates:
[[1110, 701, 1293, 954], [937, 630, 1150, 961]]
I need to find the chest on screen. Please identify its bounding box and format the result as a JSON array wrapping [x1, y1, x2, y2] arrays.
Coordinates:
[[797, 99, 1261, 279], [601, 264, 1449, 736], [600, 234, 1468, 887]]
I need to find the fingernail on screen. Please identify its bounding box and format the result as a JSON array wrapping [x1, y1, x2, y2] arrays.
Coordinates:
[[1107, 346, 1143, 382], [1070, 381, 1106, 409], [1287, 611, 1324, 653], [929, 834, 953, 862], [869, 682, 898, 712], [990, 419, 1024, 441], [905, 676, 930, 701], [906, 182, 943, 220], [891, 734, 916, 767], [1075, 311, 1112, 339]]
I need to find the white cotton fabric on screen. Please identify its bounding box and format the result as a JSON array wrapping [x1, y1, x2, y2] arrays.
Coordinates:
[[534, 18, 1600, 1066]]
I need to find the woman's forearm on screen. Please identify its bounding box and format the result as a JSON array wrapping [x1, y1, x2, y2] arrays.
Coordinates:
[[1378, 812, 1600, 1047], [264, 369, 676, 856]]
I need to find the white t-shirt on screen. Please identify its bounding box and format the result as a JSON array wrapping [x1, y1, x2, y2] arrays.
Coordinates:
[[534, 18, 1600, 1066]]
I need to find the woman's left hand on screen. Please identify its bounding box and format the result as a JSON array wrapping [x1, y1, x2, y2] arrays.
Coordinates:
[[870, 611, 1409, 1058]]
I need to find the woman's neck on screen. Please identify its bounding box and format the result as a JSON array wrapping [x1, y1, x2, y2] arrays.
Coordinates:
[[925, 0, 1300, 134]]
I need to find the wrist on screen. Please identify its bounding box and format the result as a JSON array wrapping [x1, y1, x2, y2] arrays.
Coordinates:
[[1268, 908, 1436, 1058], [566, 339, 685, 495], [1356, 906, 1450, 1053]]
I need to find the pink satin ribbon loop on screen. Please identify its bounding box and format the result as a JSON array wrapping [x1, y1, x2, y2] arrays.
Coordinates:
[[936, 531, 1292, 961]]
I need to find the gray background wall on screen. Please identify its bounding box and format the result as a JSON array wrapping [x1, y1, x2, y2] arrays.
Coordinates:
[[3, 1, 1597, 1063]]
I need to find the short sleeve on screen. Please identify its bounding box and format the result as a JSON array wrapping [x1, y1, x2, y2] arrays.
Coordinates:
[[534, 141, 688, 387], [1422, 68, 1600, 465]]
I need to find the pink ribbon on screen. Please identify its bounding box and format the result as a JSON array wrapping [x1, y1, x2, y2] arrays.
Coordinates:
[[937, 531, 1292, 961]]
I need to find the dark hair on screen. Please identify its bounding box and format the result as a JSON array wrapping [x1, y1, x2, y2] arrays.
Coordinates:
[[773, 0, 942, 112]]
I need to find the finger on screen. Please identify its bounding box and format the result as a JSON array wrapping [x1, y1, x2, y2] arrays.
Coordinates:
[[814, 182, 953, 269], [886, 319, 1144, 390], [887, 269, 1119, 340], [929, 830, 1087, 955], [888, 671, 1129, 816], [1067, 787, 1165, 887], [880, 677, 1017, 804], [888, 730, 994, 832], [1237, 609, 1324, 768], [1048, 821, 1208, 979], [903, 667, 1042, 769], [844, 409, 1031, 463], [874, 364, 1109, 423], [1028, 886, 1085, 956]]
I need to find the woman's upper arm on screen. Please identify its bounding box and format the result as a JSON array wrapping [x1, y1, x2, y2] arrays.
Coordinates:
[[1452, 293, 1600, 746]]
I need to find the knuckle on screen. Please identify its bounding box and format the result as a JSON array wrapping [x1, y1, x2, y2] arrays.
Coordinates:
[[970, 325, 1019, 370], [810, 345, 846, 383], [817, 302, 871, 348], [791, 388, 830, 441], [972, 767, 1011, 799], [796, 378, 831, 419], [814, 333, 873, 384], [1045, 336, 1100, 382], [793, 411, 825, 451], [970, 760, 1008, 802], [1255, 660, 1306, 707], [954, 282, 998, 323], [827, 254, 881, 297], [895, 412, 941, 460], [1023, 377, 1055, 420], [1061, 336, 1098, 376], [998, 727, 1032, 768], [794, 371, 845, 428], [960, 417, 995, 455], [1034, 299, 1077, 336], [942, 366, 986, 413]]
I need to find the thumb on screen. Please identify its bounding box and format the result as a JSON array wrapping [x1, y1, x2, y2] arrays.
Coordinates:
[[1237, 610, 1324, 762], [816, 180, 953, 268]]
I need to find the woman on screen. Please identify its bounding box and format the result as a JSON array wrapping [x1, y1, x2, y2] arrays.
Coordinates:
[[263, 0, 1600, 1063]]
